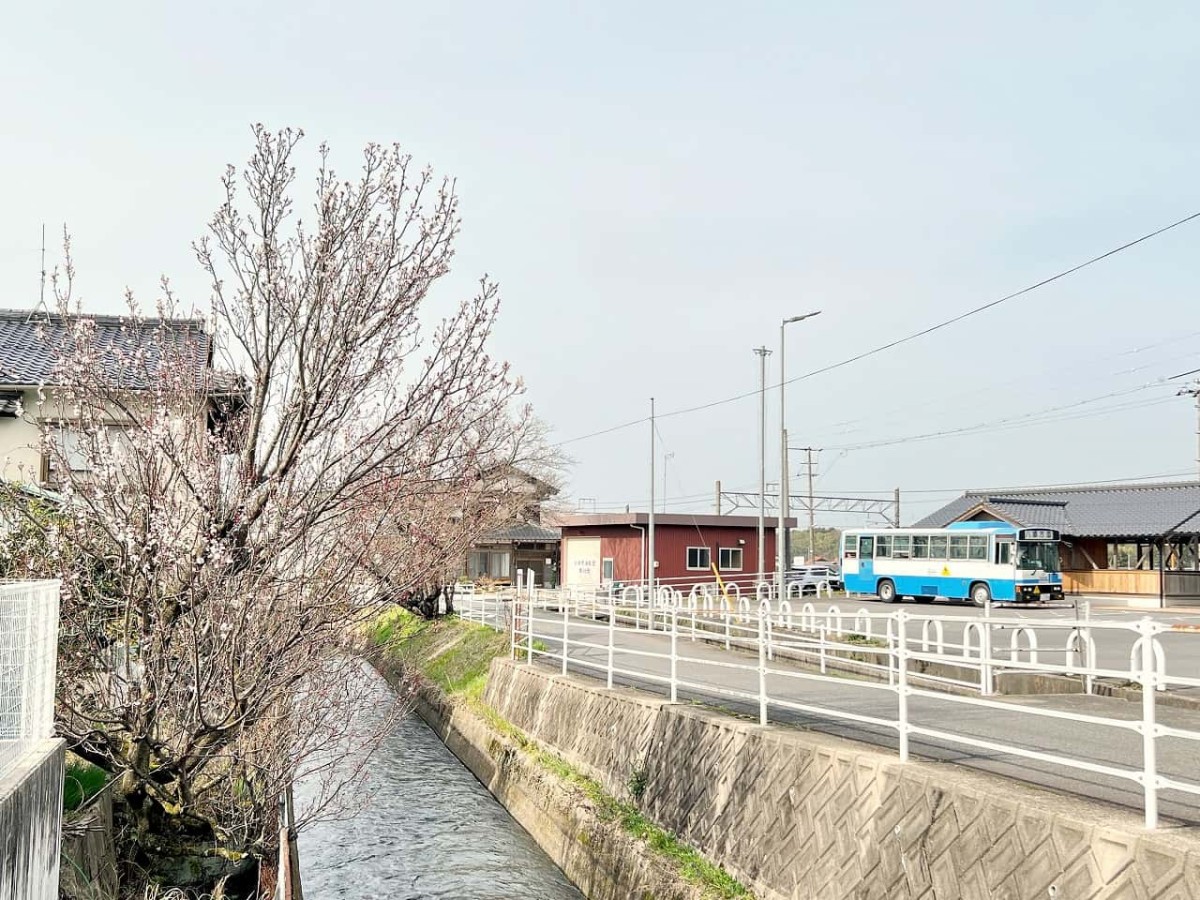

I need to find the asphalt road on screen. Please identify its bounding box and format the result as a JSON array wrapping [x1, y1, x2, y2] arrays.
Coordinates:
[[467, 598, 1200, 827]]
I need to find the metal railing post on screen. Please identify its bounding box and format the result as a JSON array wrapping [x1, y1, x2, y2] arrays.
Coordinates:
[[670, 605, 678, 703], [526, 597, 534, 665], [607, 598, 615, 689], [1140, 618, 1159, 829], [510, 598, 518, 660], [724, 609, 731, 651], [757, 611, 768, 726], [819, 624, 827, 674], [1083, 600, 1094, 695], [981, 599, 994, 696], [561, 598, 570, 676], [897, 610, 910, 763]]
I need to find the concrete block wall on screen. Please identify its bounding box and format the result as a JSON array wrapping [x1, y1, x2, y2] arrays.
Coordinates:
[[0, 739, 65, 900], [486, 659, 1200, 900]]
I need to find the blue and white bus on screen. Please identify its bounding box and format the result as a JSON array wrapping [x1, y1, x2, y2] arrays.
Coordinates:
[[840, 522, 1063, 605]]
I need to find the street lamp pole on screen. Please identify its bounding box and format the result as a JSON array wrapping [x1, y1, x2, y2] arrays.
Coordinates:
[[777, 311, 822, 598], [754, 347, 772, 583]]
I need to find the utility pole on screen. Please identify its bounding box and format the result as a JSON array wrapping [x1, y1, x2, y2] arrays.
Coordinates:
[[1180, 380, 1200, 480], [754, 346, 772, 582], [894, 487, 901, 528], [796, 447, 820, 561], [715, 479, 722, 514], [648, 398, 656, 595]]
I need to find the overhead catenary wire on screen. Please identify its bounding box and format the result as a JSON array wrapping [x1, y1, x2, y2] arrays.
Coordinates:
[[555, 209, 1200, 448]]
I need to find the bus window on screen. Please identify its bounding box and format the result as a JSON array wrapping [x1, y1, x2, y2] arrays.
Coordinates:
[[875, 535, 892, 558], [996, 542, 1012, 565], [859, 535, 874, 558], [843, 537, 857, 559], [893, 535, 912, 558], [929, 535, 948, 558], [913, 535, 929, 558], [968, 536, 988, 560], [949, 535, 969, 560]]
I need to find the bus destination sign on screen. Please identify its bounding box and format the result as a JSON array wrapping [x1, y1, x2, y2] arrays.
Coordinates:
[[1019, 528, 1059, 542]]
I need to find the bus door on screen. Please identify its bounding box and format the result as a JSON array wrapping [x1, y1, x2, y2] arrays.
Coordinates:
[[858, 535, 875, 584]]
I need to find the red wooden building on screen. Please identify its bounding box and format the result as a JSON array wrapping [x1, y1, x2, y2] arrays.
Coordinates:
[[557, 513, 796, 590]]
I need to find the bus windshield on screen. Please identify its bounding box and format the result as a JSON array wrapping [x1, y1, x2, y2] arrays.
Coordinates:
[[1016, 542, 1059, 572]]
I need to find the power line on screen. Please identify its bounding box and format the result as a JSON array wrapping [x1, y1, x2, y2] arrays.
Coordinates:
[[553, 209, 1200, 447], [824, 382, 1180, 452]]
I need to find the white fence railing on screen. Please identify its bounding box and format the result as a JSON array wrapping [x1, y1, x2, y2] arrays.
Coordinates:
[[0, 580, 60, 781], [456, 588, 1200, 830]]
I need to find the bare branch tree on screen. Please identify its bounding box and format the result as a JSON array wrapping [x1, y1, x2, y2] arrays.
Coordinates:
[[3, 125, 557, 895]]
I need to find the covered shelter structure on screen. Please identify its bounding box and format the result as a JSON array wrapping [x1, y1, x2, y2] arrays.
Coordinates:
[[916, 481, 1200, 607]]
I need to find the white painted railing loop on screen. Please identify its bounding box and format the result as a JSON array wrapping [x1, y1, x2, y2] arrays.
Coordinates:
[[801, 602, 817, 632], [1009, 627, 1039, 666], [920, 618, 945, 655], [777, 599, 793, 630], [1064, 628, 1097, 694], [826, 606, 843, 636], [1129, 636, 1167, 692], [854, 608, 873, 639]]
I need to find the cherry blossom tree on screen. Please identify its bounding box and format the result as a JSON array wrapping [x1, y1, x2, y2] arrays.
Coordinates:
[[3, 126, 556, 896]]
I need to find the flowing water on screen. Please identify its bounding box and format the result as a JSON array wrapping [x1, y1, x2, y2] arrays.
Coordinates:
[[298, 678, 583, 900]]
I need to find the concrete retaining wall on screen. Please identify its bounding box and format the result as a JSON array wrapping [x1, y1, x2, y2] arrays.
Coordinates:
[[0, 739, 65, 900], [486, 659, 1200, 900], [414, 687, 710, 900]]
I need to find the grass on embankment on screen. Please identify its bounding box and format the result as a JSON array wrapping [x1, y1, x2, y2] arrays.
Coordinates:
[[63, 752, 109, 813], [369, 606, 750, 900]]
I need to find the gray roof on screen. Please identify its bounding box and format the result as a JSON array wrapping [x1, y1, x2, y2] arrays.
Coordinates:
[[481, 523, 562, 543], [915, 481, 1200, 538], [0, 308, 211, 388]]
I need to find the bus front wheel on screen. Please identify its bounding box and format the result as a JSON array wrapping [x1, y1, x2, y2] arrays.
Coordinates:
[[971, 582, 992, 608], [877, 579, 897, 603]]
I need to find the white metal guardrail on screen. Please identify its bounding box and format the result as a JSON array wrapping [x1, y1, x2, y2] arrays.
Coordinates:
[[0, 580, 60, 780], [456, 587, 1200, 830]]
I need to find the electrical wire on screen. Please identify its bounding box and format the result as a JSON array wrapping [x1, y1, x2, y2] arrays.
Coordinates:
[[554, 209, 1200, 447]]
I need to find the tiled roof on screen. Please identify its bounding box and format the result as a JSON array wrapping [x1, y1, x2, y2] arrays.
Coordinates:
[[915, 481, 1200, 537], [481, 523, 562, 543], [0, 308, 211, 388]]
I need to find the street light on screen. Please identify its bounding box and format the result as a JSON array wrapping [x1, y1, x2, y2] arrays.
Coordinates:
[[778, 311, 822, 598], [753, 347, 772, 583]]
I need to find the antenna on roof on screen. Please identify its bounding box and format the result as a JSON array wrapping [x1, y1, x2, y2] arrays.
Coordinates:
[[26, 224, 51, 324]]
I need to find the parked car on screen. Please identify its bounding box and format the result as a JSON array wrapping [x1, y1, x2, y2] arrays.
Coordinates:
[[786, 565, 842, 594]]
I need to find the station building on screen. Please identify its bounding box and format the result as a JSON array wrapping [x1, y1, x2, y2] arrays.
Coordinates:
[[916, 481, 1200, 607]]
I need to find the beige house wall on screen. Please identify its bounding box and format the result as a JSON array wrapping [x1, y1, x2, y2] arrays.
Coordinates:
[[0, 390, 45, 482]]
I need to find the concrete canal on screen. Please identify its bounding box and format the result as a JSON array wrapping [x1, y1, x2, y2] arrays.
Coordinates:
[[298, 678, 583, 899]]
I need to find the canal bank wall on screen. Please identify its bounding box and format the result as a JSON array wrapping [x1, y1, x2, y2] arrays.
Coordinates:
[[0, 739, 65, 900], [484, 658, 1200, 900], [414, 687, 717, 900]]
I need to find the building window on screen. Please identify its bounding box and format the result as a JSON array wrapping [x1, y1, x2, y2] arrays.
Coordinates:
[[602, 558, 614, 581], [468, 550, 511, 579], [718, 547, 743, 571], [686, 547, 711, 570]]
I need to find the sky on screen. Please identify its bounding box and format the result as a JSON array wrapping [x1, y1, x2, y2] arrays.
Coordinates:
[[1, 1, 1198, 525]]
